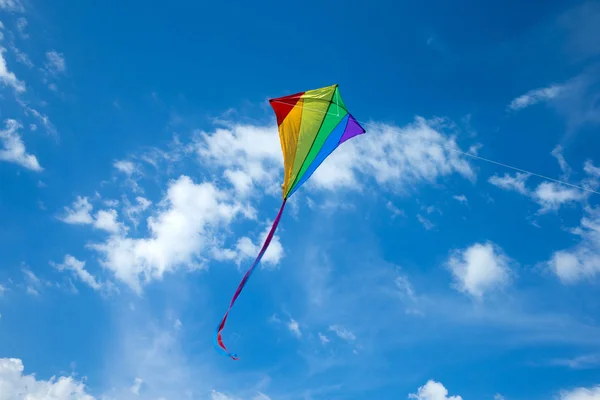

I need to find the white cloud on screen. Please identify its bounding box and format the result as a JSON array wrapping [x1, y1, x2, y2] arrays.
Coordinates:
[[552, 145, 572, 179], [559, 385, 600, 400], [533, 181, 587, 212], [60, 196, 94, 224], [318, 332, 329, 344], [0, 47, 25, 92], [0, 0, 24, 11], [130, 377, 143, 395], [488, 172, 530, 195], [174, 319, 182, 330], [409, 380, 463, 400], [328, 324, 356, 342], [386, 201, 406, 218], [311, 117, 475, 193], [214, 222, 283, 268], [446, 242, 513, 299], [89, 175, 250, 292], [0, 358, 95, 400], [195, 117, 476, 197], [50, 255, 102, 291], [10, 44, 33, 68], [417, 214, 435, 230], [15, 17, 27, 39], [93, 209, 125, 234], [489, 157, 595, 213], [508, 84, 564, 110], [44, 50, 66, 75], [547, 206, 600, 284], [114, 160, 137, 176], [194, 123, 283, 197], [123, 196, 152, 226], [452, 194, 468, 204], [395, 275, 417, 302], [17, 100, 57, 137], [287, 318, 302, 338], [0, 119, 42, 171], [22, 268, 41, 296], [494, 394, 505, 400], [212, 390, 236, 400], [584, 160, 600, 177]]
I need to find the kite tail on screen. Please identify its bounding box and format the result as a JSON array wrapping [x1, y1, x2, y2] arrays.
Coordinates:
[[214, 199, 287, 360]]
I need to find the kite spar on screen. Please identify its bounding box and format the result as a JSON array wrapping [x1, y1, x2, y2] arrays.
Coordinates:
[[214, 84, 366, 360]]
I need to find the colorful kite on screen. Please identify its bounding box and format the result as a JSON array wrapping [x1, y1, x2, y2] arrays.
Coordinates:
[[215, 84, 366, 360]]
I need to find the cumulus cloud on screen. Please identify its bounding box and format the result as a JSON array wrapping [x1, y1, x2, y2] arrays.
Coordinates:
[[408, 380, 463, 400], [559, 385, 600, 400], [194, 122, 283, 197], [93, 209, 125, 234], [195, 117, 476, 197], [0, 119, 42, 171], [60, 196, 94, 224], [446, 242, 513, 299], [89, 175, 251, 292], [547, 206, 600, 284], [61, 115, 478, 293], [311, 117, 475, 193], [533, 181, 587, 212], [0, 48, 25, 92], [0, 357, 95, 400]]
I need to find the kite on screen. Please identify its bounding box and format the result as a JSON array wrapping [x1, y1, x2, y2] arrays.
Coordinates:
[[214, 84, 366, 360]]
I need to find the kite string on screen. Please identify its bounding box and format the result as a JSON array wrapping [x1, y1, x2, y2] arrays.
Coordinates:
[[215, 199, 288, 360], [269, 100, 600, 197]]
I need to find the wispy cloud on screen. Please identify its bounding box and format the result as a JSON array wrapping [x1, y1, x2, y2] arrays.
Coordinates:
[[488, 149, 597, 213], [50, 254, 104, 292], [452, 194, 468, 204], [488, 172, 529, 195], [44, 50, 66, 75], [328, 324, 356, 342], [287, 318, 302, 339], [0, 119, 42, 171], [0, 0, 25, 12], [417, 214, 435, 230], [508, 84, 564, 111], [549, 353, 600, 369], [0, 47, 25, 92]]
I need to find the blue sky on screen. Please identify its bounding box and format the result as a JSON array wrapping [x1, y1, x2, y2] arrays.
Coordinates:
[[1, 0, 600, 399]]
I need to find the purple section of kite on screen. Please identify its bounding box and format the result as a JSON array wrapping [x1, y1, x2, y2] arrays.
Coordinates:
[[339, 115, 365, 145]]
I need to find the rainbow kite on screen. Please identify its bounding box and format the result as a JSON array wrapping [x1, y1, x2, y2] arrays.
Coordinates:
[[215, 84, 366, 360]]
